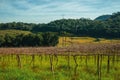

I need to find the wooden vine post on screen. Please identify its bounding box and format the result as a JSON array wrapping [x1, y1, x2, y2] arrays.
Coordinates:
[[107, 55, 110, 73], [97, 54, 102, 80], [30, 55, 35, 67], [85, 55, 88, 68], [73, 55, 78, 66], [49, 54, 54, 72], [16, 54, 21, 68]]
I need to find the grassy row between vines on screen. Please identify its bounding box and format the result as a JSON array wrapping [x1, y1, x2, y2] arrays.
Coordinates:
[[0, 54, 120, 80]]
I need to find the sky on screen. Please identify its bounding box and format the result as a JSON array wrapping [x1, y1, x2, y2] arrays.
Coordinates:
[[0, 0, 120, 23]]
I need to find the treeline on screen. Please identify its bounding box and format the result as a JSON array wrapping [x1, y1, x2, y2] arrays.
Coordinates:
[[0, 12, 120, 38], [0, 31, 58, 47]]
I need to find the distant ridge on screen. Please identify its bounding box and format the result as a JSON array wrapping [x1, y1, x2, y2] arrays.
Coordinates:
[[95, 15, 111, 21]]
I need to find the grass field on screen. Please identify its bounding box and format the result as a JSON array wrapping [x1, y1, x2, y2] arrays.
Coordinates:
[[0, 30, 31, 36], [0, 37, 120, 80], [0, 55, 120, 80], [58, 37, 120, 46]]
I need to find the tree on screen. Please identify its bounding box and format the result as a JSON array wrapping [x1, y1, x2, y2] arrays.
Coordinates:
[[14, 34, 25, 47], [4, 34, 15, 47], [34, 34, 43, 46], [42, 32, 59, 46]]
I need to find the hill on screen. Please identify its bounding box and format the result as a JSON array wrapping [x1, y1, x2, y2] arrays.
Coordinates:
[[0, 12, 120, 38], [95, 15, 111, 21], [0, 30, 31, 36]]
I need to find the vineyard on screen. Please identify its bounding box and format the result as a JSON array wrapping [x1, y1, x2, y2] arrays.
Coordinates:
[[0, 42, 120, 80], [0, 1, 120, 80]]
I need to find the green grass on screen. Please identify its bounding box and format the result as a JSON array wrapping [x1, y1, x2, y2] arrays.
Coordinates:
[[58, 37, 120, 46], [0, 55, 120, 80], [0, 30, 31, 36]]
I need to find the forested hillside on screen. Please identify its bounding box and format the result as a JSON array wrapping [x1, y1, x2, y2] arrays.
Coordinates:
[[0, 12, 120, 38], [95, 15, 111, 21]]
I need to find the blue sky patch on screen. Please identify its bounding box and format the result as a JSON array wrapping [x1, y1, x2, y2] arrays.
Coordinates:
[[0, 0, 120, 23]]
